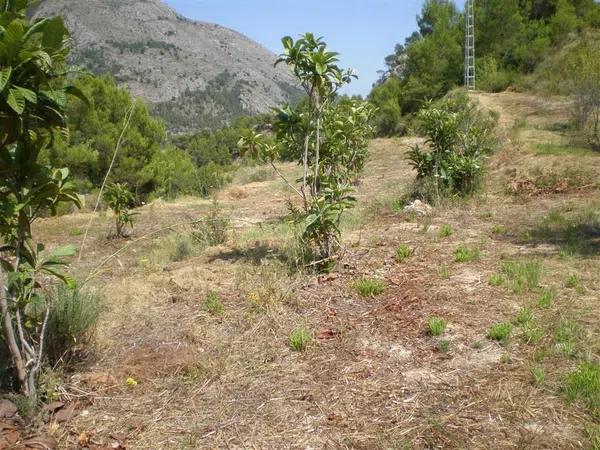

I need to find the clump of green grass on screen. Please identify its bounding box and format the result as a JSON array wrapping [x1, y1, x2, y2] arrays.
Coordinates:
[[565, 273, 581, 289], [289, 328, 312, 352], [202, 292, 224, 315], [516, 308, 534, 326], [438, 224, 453, 238], [427, 317, 447, 336], [537, 289, 554, 308], [554, 317, 582, 356], [531, 367, 546, 386], [472, 340, 483, 350], [563, 361, 600, 420], [454, 245, 481, 263], [354, 278, 385, 297], [492, 224, 508, 235], [488, 274, 505, 287], [436, 340, 451, 353], [535, 143, 596, 157], [395, 244, 413, 263], [488, 322, 513, 346], [438, 264, 450, 279], [500, 259, 542, 293]]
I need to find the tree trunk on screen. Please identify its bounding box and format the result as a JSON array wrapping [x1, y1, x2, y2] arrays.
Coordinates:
[[0, 269, 29, 397]]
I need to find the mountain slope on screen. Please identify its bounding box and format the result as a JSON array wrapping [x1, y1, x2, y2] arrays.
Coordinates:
[[33, 0, 301, 131]]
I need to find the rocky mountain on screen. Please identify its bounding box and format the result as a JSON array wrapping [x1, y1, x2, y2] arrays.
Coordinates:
[[33, 0, 301, 132]]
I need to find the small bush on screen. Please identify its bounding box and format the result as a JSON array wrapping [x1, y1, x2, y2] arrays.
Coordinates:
[[501, 259, 542, 293], [197, 162, 231, 197], [438, 224, 453, 237], [170, 234, 195, 262], [427, 317, 447, 336], [563, 361, 600, 420], [395, 244, 413, 263], [46, 286, 101, 363], [192, 202, 230, 246], [454, 245, 481, 262], [289, 328, 312, 352], [202, 292, 224, 315], [353, 278, 385, 297], [488, 322, 513, 346]]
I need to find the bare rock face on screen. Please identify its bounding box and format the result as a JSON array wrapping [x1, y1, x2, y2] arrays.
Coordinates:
[[33, 0, 301, 131]]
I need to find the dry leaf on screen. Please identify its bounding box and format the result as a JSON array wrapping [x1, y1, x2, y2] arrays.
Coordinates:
[[22, 435, 57, 449], [53, 402, 76, 423]]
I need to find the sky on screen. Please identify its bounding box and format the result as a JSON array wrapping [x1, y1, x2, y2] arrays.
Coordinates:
[[163, 0, 425, 96]]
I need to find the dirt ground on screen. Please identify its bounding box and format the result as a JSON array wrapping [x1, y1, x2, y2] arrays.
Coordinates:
[[12, 92, 600, 449]]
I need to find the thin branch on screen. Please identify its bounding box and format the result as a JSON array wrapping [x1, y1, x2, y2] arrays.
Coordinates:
[[269, 161, 304, 199], [83, 218, 207, 284], [78, 103, 136, 263]]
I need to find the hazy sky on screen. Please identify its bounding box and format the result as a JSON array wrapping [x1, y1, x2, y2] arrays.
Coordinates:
[[163, 0, 425, 96]]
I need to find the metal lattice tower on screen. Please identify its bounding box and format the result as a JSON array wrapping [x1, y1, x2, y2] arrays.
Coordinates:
[[464, 0, 475, 90]]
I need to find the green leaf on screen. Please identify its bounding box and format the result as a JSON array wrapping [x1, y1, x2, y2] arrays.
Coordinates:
[[41, 267, 76, 289], [6, 88, 25, 114], [0, 67, 11, 91], [15, 86, 37, 104], [48, 244, 77, 258], [65, 84, 90, 107]]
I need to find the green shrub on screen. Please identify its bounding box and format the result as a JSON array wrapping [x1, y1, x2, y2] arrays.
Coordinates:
[[289, 328, 312, 352], [104, 183, 137, 237], [407, 94, 497, 200], [192, 202, 230, 246], [169, 234, 195, 262], [395, 244, 413, 263], [454, 245, 481, 262], [203, 292, 224, 315], [427, 317, 447, 336], [488, 322, 513, 346], [197, 162, 231, 197], [438, 224, 453, 237], [354, 278, 385, 297], [500, 259, 542, 293], [563, 361, 600, 420], [45, 286, 101, 364]]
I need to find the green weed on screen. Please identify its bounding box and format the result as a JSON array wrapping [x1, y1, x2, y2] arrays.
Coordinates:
[[554, 317, 582, 357], [454, 245, 481, 262], [354, 278, 385, 297], [436, 339, 451, 353], [289, 328, 312, 352], [427, 317, 448, 336], [488, 274, 505, 287], [395, 244, 414, 263], [488, 322, 513, 346], [565, 273, 581, 289], [202, 292, 224, 315], [531, 367, 546, 386], [538, 289, 554, 308], [438, 265, 450, 279], [438, 224, 453, 238], [516, 308, 534, 326], [492, 224, 508, 235], [563, 361, 600, 420], [500, 259, 542, 293]]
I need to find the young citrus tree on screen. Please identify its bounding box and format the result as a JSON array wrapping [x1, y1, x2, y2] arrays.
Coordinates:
[[104, 183, 137, 237], [239, 34, 375, 269], [0, 0, 84, 400]]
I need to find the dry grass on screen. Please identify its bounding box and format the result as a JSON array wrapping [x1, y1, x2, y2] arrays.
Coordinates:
[[20, 92, 600, 449]]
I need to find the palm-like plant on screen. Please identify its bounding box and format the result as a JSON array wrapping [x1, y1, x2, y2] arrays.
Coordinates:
[[0, 0, 84, 401]]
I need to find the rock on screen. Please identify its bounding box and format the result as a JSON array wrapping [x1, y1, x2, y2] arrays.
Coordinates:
[[403, 200, 433, 216], [0, 401, 17, 420]]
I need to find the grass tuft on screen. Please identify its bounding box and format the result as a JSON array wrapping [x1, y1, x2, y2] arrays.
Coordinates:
[[500, 259, 542, 293], [289, 328, 312, 352], [516, 308, 534, 326], [395, 244, 413, 263], [488, 322, 513, 346], [354, 278, 385, 297], [427, 316, 447, 336], [454, 245, 481, 263], [202, 292, 224, 315], [537, 289, 554, 308], [488, 274, 505, 287], [438, 224, 453, 238], [531, 367, 546, 386], [436, 339, 451, 353], [563, 361, 600, 420]]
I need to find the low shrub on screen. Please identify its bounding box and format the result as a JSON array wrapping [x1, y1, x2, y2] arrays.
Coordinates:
[[45, 286, 101, 364]]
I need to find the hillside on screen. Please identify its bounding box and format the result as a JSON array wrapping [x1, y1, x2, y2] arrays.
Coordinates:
[[33, 0, 301, 131], [11, 92, 598, 448]]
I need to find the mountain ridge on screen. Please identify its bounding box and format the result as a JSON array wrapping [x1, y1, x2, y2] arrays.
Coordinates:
[[33, 0, 301, 132]]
